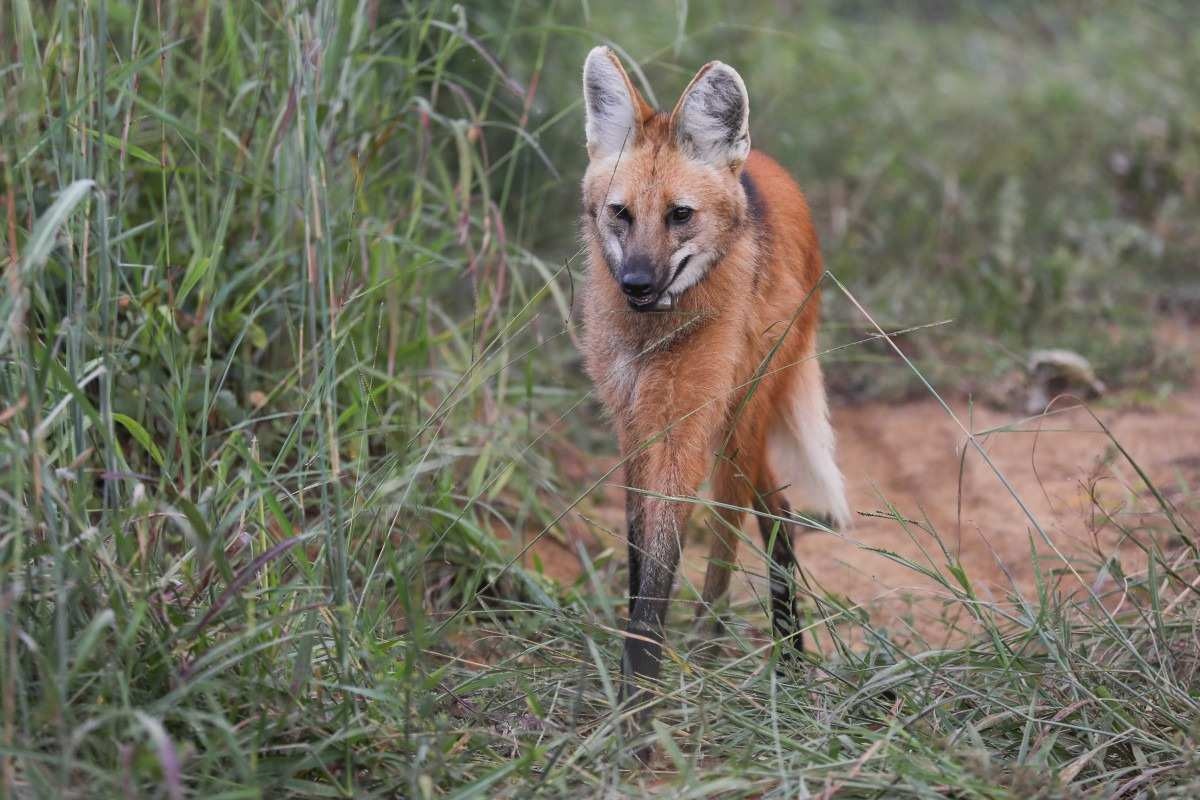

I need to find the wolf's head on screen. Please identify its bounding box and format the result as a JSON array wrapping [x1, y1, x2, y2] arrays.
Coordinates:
[[580, 47, 752, 312]]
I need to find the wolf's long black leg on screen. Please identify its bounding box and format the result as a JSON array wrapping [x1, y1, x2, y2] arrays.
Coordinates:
[[615, 418, 712, 763], [619, 497, 683, 765], [756, 498, 803, 655], [621, 540, 677, 701], [626, 490, 642, 620]]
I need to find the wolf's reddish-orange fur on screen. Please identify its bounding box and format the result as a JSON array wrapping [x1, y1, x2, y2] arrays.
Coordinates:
[[577, 49, 846, 726], [582, 146, 823, 580]]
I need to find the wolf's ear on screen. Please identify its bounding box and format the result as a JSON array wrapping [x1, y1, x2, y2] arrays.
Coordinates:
[[583, 46, 652, 160], [670, 62, 750, 171]]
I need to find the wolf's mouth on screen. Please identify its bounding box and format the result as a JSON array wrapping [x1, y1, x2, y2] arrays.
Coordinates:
[[626, 255, 690, 313], [626, 293, 659, 310]]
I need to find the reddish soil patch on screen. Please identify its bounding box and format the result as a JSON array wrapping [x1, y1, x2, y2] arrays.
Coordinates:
[[788, 389, 1198, 644]]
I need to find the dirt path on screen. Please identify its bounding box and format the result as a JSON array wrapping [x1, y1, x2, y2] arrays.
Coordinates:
[[537, 338, 1199, 647], [780, 389, 1198, 642]]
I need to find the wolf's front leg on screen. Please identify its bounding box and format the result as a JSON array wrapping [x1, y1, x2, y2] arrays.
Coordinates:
[[618, 422, 714, 718], [624, 478, 645, 621], [620, 493, 684, 699]]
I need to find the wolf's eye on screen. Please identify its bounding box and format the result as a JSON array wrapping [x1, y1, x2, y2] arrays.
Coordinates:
[[609, 204, 633, 224], [669, 206, 694, 224]]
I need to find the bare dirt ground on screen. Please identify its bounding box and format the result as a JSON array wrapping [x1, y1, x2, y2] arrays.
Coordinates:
[[534, 325, 1199, 648]]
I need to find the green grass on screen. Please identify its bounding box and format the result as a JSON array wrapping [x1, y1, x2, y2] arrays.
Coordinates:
[[1, 1, 1198, 797]]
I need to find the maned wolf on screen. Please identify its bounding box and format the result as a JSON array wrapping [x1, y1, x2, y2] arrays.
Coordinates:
[[577, 46, 850, 717]]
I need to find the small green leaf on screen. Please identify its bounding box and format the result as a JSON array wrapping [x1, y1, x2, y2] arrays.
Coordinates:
[[21, 179, 94, 278], [68, 608, 115, 680], [177, 254, 211, 305], [112, 412, 164, 468]]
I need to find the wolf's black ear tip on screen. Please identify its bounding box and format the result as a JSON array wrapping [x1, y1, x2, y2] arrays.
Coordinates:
[[584, 48, 610, 94], [585, 45, 613, 64]]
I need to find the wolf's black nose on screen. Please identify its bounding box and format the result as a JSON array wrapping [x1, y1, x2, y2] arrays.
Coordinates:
[[620, 272, 655, 298]]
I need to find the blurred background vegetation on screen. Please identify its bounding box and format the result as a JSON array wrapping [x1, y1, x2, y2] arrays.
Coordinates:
[[2, 1, 1197, 796]]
